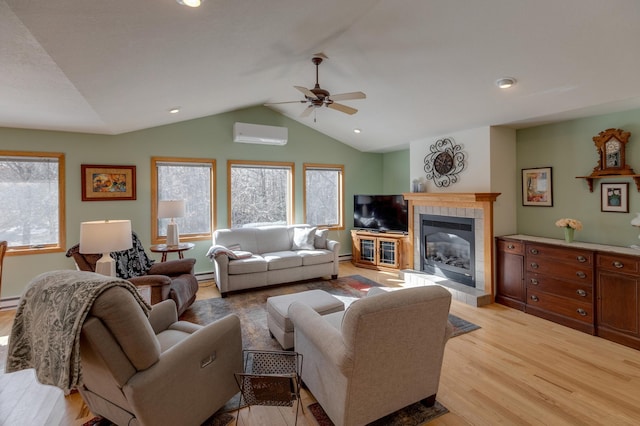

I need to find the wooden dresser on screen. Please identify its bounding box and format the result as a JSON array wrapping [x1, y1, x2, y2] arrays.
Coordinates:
[[496, 235, 640, 350]]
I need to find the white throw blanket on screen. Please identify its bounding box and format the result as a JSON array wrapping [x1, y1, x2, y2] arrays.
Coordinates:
[[206, 244, 253, 260], [5, 270, 150, 393]]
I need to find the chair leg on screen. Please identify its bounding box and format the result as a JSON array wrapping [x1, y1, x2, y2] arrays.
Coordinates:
[[420, 394, 436, 407]]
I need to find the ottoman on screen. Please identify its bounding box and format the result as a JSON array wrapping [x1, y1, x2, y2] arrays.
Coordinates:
[[267, 289, 345, 349]]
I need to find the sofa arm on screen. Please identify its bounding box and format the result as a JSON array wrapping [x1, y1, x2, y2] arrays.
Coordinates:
[[123, 314, 243, 425], [147, 300, 179, 334], [327, 239, 340, 253], [148, 258, 196, 276], [209, 253, 230, 295], [288, 302, 352, 374]]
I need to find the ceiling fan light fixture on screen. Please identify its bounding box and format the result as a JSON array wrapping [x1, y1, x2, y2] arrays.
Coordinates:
[[177, 0, 201, 7], [496, 77, 516, 89]]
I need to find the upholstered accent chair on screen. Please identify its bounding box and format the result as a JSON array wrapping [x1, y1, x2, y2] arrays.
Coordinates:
[[67, 232, 198, 315], [79, 286, 243, 425], [288, 285, 453, 426]]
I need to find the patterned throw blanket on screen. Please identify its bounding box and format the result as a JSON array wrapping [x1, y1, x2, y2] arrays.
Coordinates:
[[5, 270, 151, 393]]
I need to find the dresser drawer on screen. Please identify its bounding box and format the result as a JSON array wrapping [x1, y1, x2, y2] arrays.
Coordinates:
[[526, 272, 593, 301], [597, 253, 640, 274], [526, 289, 593, 323], [497, 239, 524, 255], [526, 243, 593, 265], [525, 257, 593, 283]]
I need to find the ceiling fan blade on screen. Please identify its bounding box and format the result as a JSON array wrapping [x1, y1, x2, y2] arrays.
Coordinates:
[[294, 85, 318, 99], [328, 102, 357, 115], [300, 105, 315, 117], [264, 100, 306, 106], [329, 91, 366, 101]]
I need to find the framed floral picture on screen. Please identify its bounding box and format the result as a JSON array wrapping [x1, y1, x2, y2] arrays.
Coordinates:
[[601, 182, 628, 213], [522, 167, 553, 207], [81, 164, 137, 201]]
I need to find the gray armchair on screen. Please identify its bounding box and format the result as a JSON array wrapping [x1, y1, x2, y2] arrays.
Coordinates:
[[288, 285, 453, 426], [79, 286, 243, 425]]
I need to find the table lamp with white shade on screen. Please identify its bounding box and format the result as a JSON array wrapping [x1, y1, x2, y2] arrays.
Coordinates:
[[79, 220, 133, 276], [158, 200, 185, 247]]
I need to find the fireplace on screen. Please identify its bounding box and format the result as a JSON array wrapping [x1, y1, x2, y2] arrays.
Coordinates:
[[421, 214, 475, 287]]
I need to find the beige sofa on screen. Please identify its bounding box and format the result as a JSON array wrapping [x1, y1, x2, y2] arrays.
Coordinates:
[[288, 285, 453, 426], [208, 225, 340, 296]]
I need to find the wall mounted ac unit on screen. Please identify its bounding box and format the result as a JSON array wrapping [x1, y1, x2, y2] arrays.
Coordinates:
[[233, 122, 288, 145]]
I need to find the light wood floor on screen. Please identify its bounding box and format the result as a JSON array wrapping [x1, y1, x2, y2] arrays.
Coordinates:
[[2, 263, 640, 425]]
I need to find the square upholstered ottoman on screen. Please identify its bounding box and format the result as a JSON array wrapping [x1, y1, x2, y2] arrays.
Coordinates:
[[267, 289, 345, 350]]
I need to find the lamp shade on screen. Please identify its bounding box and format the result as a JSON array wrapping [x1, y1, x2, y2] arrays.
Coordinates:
[[79, 220, 133, 254], [158, 200, 186, 219]]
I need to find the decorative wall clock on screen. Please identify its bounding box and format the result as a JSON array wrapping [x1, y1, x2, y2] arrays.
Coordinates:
[[423, 137, 466, 187], [591, 128, 634, 176]]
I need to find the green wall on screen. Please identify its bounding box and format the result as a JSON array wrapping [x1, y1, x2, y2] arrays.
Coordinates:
[[382, 149, 410, 194], [517, 107, 640, 247], [1, 106, 385, 299]]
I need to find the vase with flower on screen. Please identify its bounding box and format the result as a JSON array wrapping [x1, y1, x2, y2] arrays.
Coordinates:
[[555, 218, 583, 243]]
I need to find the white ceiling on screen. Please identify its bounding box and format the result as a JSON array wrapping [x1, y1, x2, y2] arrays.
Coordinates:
[[3, 0, 640, 153]]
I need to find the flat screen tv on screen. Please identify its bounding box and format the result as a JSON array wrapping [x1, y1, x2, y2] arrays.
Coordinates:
[[353, 194, 408, 233]]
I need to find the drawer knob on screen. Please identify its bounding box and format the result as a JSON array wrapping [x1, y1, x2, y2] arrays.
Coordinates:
[[530, 278, 539, 285], [576, 255, 587, 263], [613, 261, 624, 269], [530, 262, 539, 269], [530, 248, 539, 255], [576, 289, 587, 297], [576, 271, 586, 279], [507, 244, 515, 249], [577, 308, 587, 316], [530, 295, 539, 302]]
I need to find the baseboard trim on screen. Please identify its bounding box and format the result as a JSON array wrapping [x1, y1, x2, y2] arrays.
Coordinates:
[[196, 272, 215, 282], [339, 254, 352, 262], [0, 296, 20, 310]]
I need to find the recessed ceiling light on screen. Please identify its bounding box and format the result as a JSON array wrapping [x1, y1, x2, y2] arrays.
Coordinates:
[[353, 128, 361, 134], [496, 77, 516, 89], [169, 107, 180, 114], [177, 0, 201, 7]]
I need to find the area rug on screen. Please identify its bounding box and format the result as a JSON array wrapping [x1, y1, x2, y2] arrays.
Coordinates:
[[180, 274, 480, 351], [82, 412, 234, 426], [308, 400, 449, 426]]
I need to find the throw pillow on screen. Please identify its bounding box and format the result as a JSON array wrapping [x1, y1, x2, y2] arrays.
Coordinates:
[[113, 232, 155, 279], [314, 228, 329, 249], [292, 227, 317, 250]]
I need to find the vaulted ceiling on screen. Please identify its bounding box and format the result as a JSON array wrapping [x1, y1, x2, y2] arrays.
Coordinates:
[[3, 0, 640, 152]]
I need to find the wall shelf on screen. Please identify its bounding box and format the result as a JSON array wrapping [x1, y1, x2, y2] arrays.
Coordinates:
[[575, 174, 640, 192]]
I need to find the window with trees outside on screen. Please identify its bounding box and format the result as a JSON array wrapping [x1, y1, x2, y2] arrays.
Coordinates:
[[0, 151, 65, 254], [151, 157, 215, 243], [228, 160, 294, 228], [304, 163, 344, 229]]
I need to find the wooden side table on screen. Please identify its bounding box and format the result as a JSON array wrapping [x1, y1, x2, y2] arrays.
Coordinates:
[[150, 242, 195, 262]]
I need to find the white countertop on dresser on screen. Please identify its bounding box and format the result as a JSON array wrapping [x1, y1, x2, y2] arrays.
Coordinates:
[[500, 234, 640, 257]]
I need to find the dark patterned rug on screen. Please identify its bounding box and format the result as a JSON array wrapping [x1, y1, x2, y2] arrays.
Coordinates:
[[180, 274, 480, 351], [309, 400, 449, 426]]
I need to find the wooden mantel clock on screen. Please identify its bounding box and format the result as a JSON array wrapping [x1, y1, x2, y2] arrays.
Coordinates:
[[577, 128, 640, 192]]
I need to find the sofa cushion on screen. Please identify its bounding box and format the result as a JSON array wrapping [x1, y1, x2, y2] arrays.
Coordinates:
[[292, 227, 317, 250], [228, 255, 268, 275], [263, 251, 303, 270], [256, 227, 293, 253], [314, 229, 329, 249], [298, 249, 334, 266]]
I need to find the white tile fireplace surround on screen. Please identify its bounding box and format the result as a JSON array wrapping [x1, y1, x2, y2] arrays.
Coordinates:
[[401, 193, 500, 307]]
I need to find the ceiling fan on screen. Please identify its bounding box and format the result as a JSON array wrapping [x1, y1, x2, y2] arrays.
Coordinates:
[[265, 55, 366, 118]]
